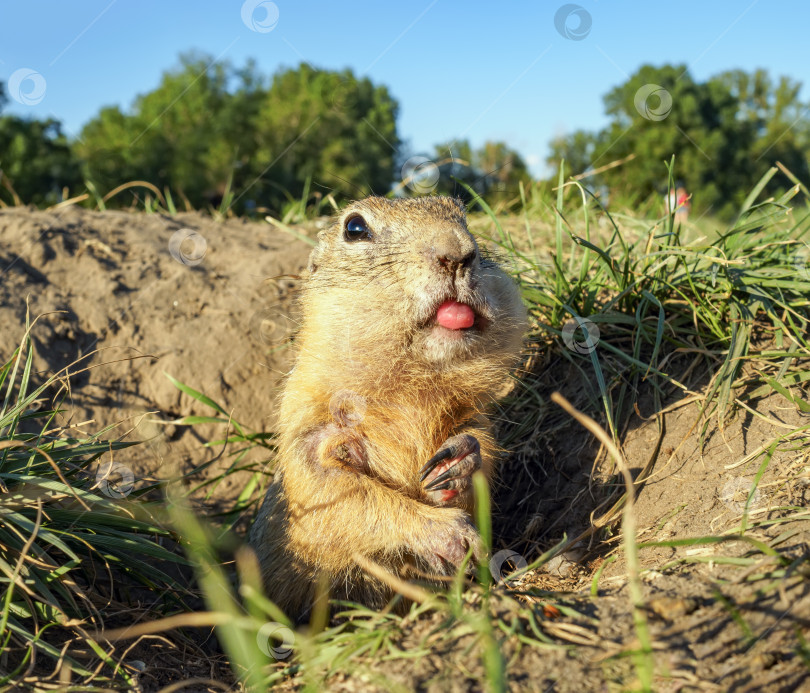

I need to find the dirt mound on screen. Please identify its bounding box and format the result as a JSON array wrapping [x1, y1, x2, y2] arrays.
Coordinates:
[[0, 206, 312, 495]]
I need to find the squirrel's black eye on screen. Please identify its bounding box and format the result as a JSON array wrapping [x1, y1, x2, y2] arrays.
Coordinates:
[[344, 215, 373, 242]]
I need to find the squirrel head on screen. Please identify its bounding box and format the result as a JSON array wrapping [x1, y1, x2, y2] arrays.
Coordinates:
[[302, 196, 526, 371]]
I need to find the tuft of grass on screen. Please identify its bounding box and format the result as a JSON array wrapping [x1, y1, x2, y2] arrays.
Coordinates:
[[0, 320, 188, 686], [279, 176, 338, 224], [480, 161, 810, 477], [165, 373, 277, 528], [456, 162, 810, 688]]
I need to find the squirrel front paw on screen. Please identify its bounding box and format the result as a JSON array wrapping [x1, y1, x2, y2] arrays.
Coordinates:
[[419, 434, 481, 506]]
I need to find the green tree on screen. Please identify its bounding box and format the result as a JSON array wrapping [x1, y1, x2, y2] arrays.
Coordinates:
[[476, 140, 531, 199], [548, 130, 597, 177], [427, 139, 481, 198], [0, 115, 82, 206], [717, 69, 810, 185], [77, 52, 263, 209], [433, 139, 473, 167], [428, 139, 531, 202], [77, 58, 400, 213], [249, 64, 399, 211], [548, 64, 810, 218], [598, 64, 752, 217]]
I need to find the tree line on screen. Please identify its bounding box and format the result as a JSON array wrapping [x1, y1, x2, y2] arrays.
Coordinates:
[[549, 63, 810, 219], [1, 54, 808, 219]]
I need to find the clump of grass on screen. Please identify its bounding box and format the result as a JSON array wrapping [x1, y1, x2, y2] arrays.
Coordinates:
[[474, 163, 810, 498], [278, 176, 339, 224], [0, 322, 188, 687], [57, 175, 338, 221], [165, 373, 277, 529]]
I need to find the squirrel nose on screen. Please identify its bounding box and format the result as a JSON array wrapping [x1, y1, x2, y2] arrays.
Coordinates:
[[434, 247, 476, 275], [436, 250, 475, 274]]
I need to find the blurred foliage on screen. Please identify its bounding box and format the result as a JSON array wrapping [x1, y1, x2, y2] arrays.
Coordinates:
[[431, 139, 531, 205], [77, 54, 252, 209], [548, 64, 810, 219], [76, 54, 400, 214], [249, 63, 401, 211], [0, 115, 82, 206], [0, 59, 809, 216]]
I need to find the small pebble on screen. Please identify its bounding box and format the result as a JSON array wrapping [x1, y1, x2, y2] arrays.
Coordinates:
[[645, 596, 699, 620]]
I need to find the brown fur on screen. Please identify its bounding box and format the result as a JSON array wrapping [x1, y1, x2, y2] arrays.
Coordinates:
[[248, 196, 526, 620]]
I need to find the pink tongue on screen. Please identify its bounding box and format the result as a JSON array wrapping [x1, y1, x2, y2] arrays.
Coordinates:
[[436, 300, 475, 330]]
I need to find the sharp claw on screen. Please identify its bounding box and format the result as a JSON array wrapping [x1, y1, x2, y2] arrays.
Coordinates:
[[419, 466, 436, 483], [425, 480, 452, 492], [424, 467, 456, 491], [419, 447, 454, 481]]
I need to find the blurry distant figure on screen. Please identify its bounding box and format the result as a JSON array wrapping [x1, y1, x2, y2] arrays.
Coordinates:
[[675, 186, 690, 224], [666, 185, 691, 225]]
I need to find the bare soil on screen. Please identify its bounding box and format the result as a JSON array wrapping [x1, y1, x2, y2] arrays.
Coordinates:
[[0, 205, 311, 500], [1, 206, 809, 692]]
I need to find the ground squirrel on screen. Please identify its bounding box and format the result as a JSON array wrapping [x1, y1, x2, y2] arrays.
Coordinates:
[[248, 195, 526, 620]]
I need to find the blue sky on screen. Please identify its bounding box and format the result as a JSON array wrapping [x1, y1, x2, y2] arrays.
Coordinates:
[[1, 1, 808, 176]]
